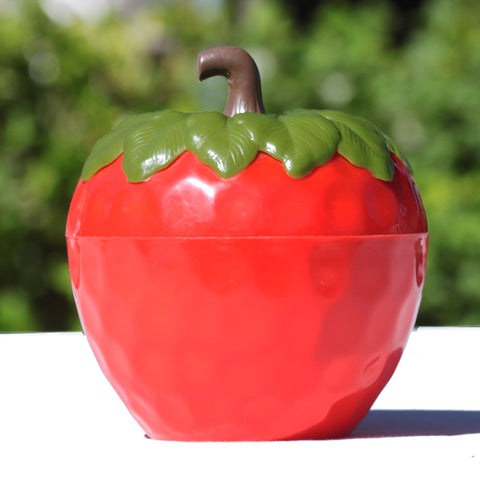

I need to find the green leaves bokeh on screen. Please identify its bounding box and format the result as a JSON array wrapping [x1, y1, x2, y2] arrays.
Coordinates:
[[1, 0, 479, 330]]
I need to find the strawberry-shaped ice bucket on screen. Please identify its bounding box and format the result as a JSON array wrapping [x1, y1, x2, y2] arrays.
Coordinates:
[[66, 47, 428, 441]]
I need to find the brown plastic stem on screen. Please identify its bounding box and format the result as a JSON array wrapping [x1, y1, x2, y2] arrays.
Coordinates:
[[197, 46, 266, 117]]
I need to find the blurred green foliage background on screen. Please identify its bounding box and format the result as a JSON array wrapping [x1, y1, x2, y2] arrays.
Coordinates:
[[0, 0, 479, 331]]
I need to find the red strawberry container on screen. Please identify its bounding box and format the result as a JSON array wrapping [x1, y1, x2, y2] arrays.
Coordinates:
[[66, 47, 428, 441]]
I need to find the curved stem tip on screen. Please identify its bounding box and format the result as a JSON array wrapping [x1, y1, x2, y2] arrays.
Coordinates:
[[197, 46, 266, 117]]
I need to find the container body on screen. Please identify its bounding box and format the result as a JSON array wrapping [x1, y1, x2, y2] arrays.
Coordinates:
[[67, 233, 427, 441]]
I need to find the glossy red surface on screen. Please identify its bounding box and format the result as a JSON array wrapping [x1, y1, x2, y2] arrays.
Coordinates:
[[68, 234, 427, 441], [67, 152, 427, 238], [66, 151, 428, 441]]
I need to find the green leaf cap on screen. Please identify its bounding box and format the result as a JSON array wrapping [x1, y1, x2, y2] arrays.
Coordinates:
[[81, 108, 410, 182], [81, 46, 411, 183]]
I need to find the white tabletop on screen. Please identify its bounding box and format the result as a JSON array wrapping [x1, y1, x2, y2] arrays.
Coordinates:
[[1, 327, 479, 479]]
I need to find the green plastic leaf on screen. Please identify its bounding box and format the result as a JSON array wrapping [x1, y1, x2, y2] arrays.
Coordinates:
[[380, 130, 414, 174], [81, 112, 164, 180], [185, 112, 259, 177], [81, 108, 409, 183], [320, 110, 394, 181], [234, 111, 340, 177], [276, 112, 340, 177], [122, 111, 187, 182], [233, 112, 290, 155]]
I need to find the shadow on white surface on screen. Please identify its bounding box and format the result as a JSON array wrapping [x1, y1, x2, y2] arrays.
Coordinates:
[[352, 409, 480, 438]]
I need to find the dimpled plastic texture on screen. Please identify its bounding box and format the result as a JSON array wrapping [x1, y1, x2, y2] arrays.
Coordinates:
[[68, 152, 427, 237], [66, 151, 428, 441]]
